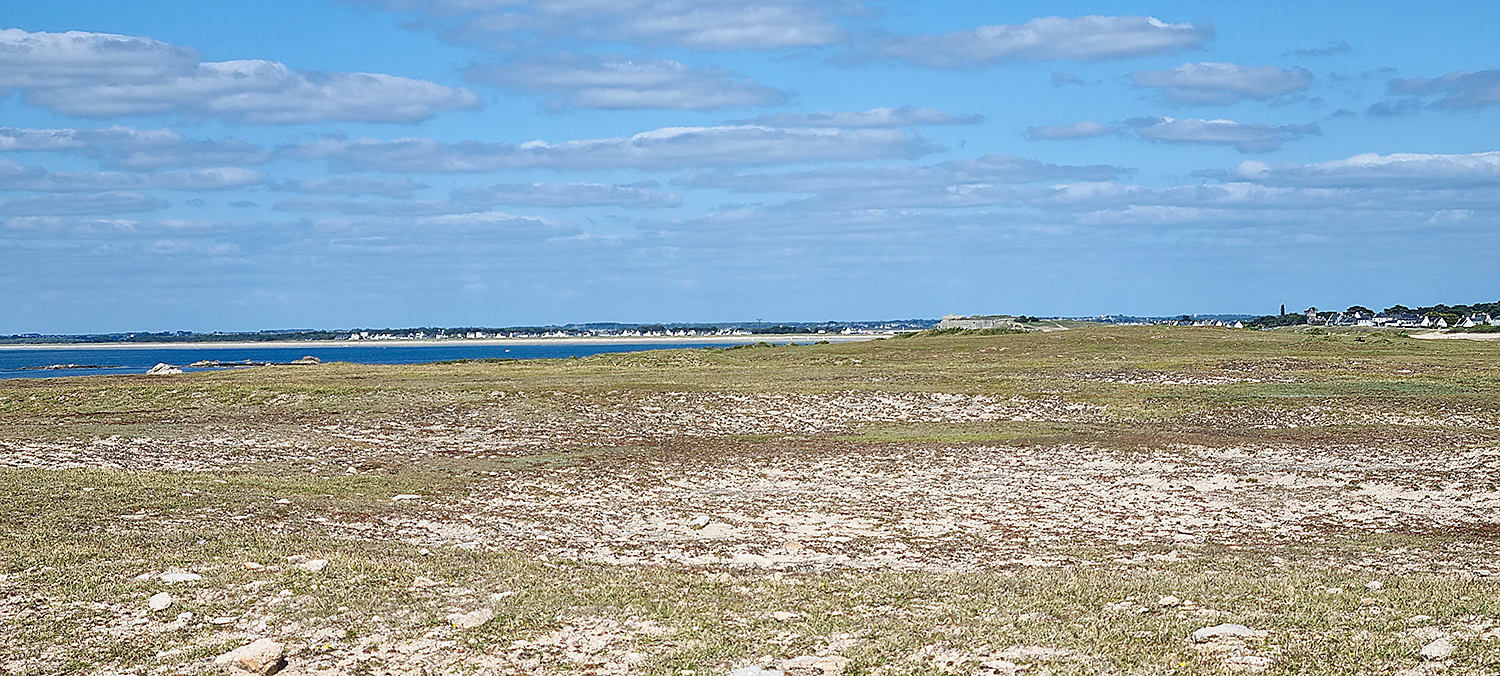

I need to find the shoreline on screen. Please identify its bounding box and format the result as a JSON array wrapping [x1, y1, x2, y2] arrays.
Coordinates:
[[0, 334, 890, 350]]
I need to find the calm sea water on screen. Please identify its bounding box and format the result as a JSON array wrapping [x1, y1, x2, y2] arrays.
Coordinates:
[[0, 341, 773, 379]]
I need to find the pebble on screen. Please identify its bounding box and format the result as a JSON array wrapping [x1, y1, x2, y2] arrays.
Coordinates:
[[1192, 624, 1267, 643], [295, 559, 328, 572], [981, 659, 1022, 673], [212, 616, 238, 625], [779, 655, 849, 676], [1158, 595, 1181, 608], [213, 638, 285, 676], [1420, 637, 1454, 661], [728, 668, 782, 676], [160, 572, 203, 583], [148, 592, 173, 611], [1365, 580, 1384, 591], [412, 576, 438, 588], [488, 591, 515, 603], [1408, 615, 1434, 623], [771, 611, 799, 622]]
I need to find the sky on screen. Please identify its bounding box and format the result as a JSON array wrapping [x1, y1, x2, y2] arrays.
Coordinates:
[[1, 0, 1497, 332]]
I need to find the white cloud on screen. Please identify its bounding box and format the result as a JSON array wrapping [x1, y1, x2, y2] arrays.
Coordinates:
[[1026, 121, 1119, 140], [464, 53, 787, 110], [676, 154, 1125, 194], [0, 159, 266, 192], [287, 125, 942, 172], [1387, 69, 1500, 110], [272, 198, 486, 216], [410, 212, 579, 240], [0, 29, 482, 124], [1129, 62, 1313, 105], [274, 178, 427, 198], [1129, 117, 1319, 153], [0, 28, 198, 88], [726, 106, 982, 128], [451, 182, 683, 207], [862, 15, 1212, 69], [362, 0, 856, 51], [1232, 151, 1500, 188], [0, 125, 273, 169], [0, 192, 168, 216]]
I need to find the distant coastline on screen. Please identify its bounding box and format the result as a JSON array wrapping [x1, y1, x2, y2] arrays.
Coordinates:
[[0, 334, 886, 350]]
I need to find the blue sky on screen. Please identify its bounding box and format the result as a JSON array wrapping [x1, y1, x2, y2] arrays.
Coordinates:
[[1, 0, 1497, 332]]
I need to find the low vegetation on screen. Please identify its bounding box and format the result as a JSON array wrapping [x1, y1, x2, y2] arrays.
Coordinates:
[[1, 326, 1497, 675]]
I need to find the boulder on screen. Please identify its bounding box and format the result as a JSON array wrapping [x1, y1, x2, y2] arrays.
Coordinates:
[[146, 363, 183, 375], [214, 638, 285, 676], [1420, 637, 1454, 661], [294, 559, 328, 573], [148, 592, 173, 611], [449, 608, 495, 629]]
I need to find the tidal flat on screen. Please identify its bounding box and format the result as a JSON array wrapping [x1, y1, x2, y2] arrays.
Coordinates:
[[2, 326, 1497, 675]]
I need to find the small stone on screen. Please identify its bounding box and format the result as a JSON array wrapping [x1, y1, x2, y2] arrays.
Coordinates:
[[1365, 580, 1384, 591], [295, 559, 328, 572], [771, 611, 799, 622], [148, 592, 174, 611], [1420, 637, 1454, 660], [160, 572, 203, 583], [1158, 595, 1181, 608], [779, 655, 849, 676], [392, 494, 422, 501], [146, 363, 183, 375], [980, 659, 1021, 673], [243, 562, 263, 570], [488, 591, 515, 603], [212, 616, 238, 625], [412, 576, 438, 588], [1360, 597, 1379, 606], [689, 515, 711, 528], [1408, 615, 1434, 623], [1192, 624, 1267, 643], [450, 608, 495, 629], [213, 638, 285, 676]]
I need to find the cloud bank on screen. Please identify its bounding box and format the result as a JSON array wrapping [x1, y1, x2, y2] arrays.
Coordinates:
[[862, 15, 1212, 69], [1129, 62, 1313, 105], [0, 29, 482, 124], [726, 106, 983, 128], [286, 125, 942, 172], [464, 53, 787, 110]]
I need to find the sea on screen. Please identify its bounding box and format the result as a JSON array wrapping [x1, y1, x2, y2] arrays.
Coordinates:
[[0, 341, 788, 379]]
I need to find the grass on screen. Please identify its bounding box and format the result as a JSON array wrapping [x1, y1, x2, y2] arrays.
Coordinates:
[[1, 326, 1497, 674]]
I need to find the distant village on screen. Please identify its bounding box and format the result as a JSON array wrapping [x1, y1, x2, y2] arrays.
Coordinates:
[[1304, 307, 1500, 329]]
